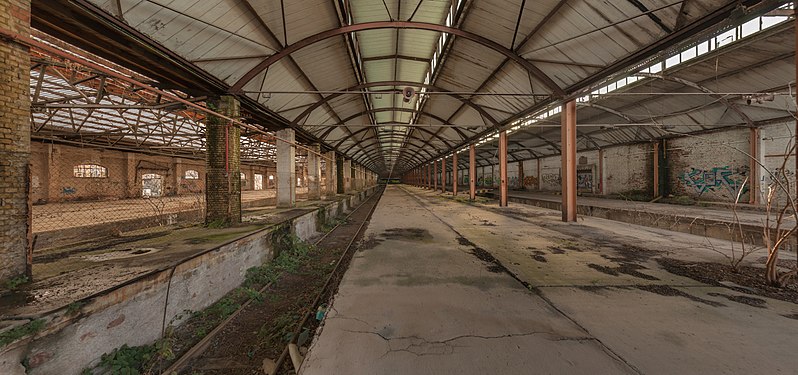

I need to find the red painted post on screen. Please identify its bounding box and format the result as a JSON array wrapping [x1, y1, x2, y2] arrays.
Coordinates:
[[499, 130, 508, 207], [561, 100, 577, 222], [434, 160, 438, 192], [453, 152, 458, 196], [469, 145, 476, 200]]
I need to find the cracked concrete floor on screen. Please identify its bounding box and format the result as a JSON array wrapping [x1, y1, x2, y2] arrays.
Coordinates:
[[301, 186, 798, 374]]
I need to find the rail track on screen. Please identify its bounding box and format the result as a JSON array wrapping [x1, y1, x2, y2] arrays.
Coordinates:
[[165, 186, 385, 374]]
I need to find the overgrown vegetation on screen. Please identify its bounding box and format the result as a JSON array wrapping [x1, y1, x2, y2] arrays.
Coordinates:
[[84, 336, 174, 375], [82, 232, 317, 374], [4, 275, 30, 291], [0, 319, 45, 348], [704, 177, 763, 272]]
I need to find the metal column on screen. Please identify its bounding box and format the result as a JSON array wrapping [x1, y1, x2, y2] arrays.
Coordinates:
[[561, 100, 577, 222], [499, 131, 508, 207], [469, 144, 476, 200], [434, 160, 438, 192], [441, 156, 446, 193], [453, 152, 458, 196]]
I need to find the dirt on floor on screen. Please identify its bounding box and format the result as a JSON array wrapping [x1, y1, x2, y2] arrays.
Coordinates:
[[658, 258, 798, 304]]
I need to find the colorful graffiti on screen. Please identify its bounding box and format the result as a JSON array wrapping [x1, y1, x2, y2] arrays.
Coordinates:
[[523, 176, 538, 188], [62, 187, 77, 194], [477, 176, 495, 187], [509, 176, 520, 188], [541, 174, 561, 185], [577, 171, 593, 190], [680, 166, 749, 196]]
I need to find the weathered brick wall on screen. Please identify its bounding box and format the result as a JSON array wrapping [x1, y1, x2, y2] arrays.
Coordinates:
[[26, 142, 266, 203], [602, 143, 652, 196], [667, 128, 749, 202], [0, 0, 31, 282], [205, 96, 241, 225], [760, 122, 796, 206]]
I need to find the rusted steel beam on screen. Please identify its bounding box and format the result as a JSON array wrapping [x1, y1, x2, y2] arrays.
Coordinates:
[[469, 144, 476, 200]]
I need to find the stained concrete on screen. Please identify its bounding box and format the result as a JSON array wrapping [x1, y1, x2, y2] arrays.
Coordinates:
[[302, 185, 798, 374], [301, 186, 635, 374]]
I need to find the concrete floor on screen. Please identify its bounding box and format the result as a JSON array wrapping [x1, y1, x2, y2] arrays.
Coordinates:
[[301, 185, 798, 375]]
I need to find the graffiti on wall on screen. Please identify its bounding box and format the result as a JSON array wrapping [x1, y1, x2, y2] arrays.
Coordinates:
[[477, 176, 495, 187], [541, 174, 561, 185], [680, 166, 749, 196], [62, 187, 77, 195], [577, 171, 593, 190], [523, 176, 538, 188], [509, 176, 520, 188]]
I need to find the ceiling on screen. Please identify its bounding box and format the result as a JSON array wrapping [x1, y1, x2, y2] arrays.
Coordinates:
[[30, 0, 794, 175]]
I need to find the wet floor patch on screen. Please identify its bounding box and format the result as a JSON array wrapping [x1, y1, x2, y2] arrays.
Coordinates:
[[707, 292, 767, 308], [634, 285, 725, 307], [587, 263, 659, 281], [380, 228, 433, 242]]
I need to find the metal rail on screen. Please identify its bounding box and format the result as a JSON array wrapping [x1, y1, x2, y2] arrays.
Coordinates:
[[164, 187, 384, 374]]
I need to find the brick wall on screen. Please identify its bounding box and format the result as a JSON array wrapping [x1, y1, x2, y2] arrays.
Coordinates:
[[0, 0, 31, 281], [205, 96, 241, 226], [602, 143, 652, 196], [29, 142, 207, 203], [667, 128, 749, 202]]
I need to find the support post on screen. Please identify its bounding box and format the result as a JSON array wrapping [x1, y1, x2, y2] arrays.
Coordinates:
[[434, 160, 438, 192], [653, 141, 660, 198], [598, 148, 604, 194], [499, 130, 508, 207], [326, 151, 336, 197], [453, 152, 458, 196], [0, 0, 32, 282], [442, 156, 446, 193], [307, 144, 321, 200], [469, 144, 476, 200], [343, 159, 352, 193], [206, 96, 242, 226], [276, 128, 296, 208], [750, 127, 761, 205], [561, 100, 577, 222]]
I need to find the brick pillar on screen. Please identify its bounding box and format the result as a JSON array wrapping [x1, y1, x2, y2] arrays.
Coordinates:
[[276, 128, 296, 208], [0, 0, 32, 282], [205, 96, 241, 226], [307, 144, 321, 200], [326, 151, 337, 197], [343, 159, 352, 193]]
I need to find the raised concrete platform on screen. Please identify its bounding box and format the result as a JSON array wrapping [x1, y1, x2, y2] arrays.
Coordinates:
[[302, 185, 798, 375], [0, 187, 378, 374], [478, 190, 794, 251]]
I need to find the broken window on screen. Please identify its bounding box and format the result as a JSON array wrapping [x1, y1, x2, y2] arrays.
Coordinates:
[[254, 174, 263, 190], [184, 169, 199, 180], [73, 164, 107, 178]]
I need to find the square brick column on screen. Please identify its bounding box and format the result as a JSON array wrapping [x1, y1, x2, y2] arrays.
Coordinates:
[[326, 151, 337, 197], [276, 128, 296, 208], [0, 0, 32, 282], [205, 96, 241, 226], [343, 159, 352, 193], [307, 144, 321, 200]]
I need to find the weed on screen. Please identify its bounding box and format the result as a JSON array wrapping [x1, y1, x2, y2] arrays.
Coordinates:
[[86, 333, 174, 374], [66, 301, 85, 316], [205, 218, 228, 229], [0, 319, 45, 348], [4, 275, 29, 291]]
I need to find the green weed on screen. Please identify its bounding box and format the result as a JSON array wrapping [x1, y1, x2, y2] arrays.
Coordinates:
[[0, 319, 45, 348]]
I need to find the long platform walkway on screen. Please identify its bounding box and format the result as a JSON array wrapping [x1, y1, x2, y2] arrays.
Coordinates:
[[301, 185, 798, 374]]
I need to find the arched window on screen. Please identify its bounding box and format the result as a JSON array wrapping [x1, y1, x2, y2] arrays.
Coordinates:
[[184, 170, 199, 180], [73, 164, 107, 178]]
